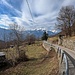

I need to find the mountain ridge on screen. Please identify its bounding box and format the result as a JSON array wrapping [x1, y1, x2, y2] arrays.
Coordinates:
[[0, 28, 56, 41]]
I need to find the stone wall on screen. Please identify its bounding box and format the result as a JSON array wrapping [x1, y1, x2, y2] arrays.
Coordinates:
[[62, 39, 75, 50]]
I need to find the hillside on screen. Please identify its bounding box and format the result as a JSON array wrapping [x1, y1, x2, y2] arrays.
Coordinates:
[[0, 42, 59, 75]]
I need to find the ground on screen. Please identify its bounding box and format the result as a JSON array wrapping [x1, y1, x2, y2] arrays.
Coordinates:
[[0, 42, 59, 75], [64, 36, 75, 41], [48, 37, 58, 44]]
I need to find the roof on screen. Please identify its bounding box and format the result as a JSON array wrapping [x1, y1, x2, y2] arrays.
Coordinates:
[[0, 52, 5, 56]]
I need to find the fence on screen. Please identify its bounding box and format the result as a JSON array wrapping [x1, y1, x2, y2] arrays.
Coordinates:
[[43, 41, 69, 75]]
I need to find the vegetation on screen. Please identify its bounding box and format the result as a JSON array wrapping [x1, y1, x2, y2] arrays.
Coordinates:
[[9, 23, 25, 50], [48, 37, 58, 44], [42, 31, 48, 41], [25, 34, 36, 45], [57, 5, 75, 37], [0, 42, 59, 75]]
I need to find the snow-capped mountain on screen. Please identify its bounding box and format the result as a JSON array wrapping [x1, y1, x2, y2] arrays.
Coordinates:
[[0, 28, 56, 41]]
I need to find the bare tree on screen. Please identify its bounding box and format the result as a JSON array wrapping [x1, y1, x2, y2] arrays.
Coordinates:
[[25, 34, 36, 45], [57, 5, 75, 37], [72, 20, 75, 35], [9, 23, 25, 57], [8, 23, 27, 66]]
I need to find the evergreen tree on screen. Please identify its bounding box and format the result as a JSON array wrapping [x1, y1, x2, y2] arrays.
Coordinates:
[[42, 31, 48, 41]]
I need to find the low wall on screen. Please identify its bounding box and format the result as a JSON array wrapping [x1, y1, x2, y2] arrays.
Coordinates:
[[62, 39, 75, 50]]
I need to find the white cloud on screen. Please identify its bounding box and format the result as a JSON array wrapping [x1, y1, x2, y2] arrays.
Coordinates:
[[0, 0, 75, 31], [0, 0, 21, 16], [62, 0, 75, 7], [0, 15, 13, 27]]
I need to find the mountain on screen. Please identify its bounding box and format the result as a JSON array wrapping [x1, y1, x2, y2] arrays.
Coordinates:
[[0, 28, 56, 41], [24, 30, 56, 38], [0, 28, 10, 41]]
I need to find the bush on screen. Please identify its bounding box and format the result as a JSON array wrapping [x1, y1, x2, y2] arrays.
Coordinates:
[[42, 31, 48, 41], [18, 50, 28, 62]]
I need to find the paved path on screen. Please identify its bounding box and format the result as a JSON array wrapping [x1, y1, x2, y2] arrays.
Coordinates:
[[43, 41, 75, 75], [53, 44, 75, 75], [53, 44, 75, 60]]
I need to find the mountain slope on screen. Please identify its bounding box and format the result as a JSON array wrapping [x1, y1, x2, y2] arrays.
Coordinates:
[[0, 28, 56, 41], [24, 30, 56, 38], [0, 28, 10, 41]]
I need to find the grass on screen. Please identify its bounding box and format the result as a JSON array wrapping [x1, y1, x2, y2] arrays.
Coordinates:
[[0, 42, 59, 75], [48, 37, 58, 43], [64, 36, 75, 41]]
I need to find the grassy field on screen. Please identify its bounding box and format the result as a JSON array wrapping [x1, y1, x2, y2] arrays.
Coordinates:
[[48, 37, 58, 43], [0, 42, 59, 75]]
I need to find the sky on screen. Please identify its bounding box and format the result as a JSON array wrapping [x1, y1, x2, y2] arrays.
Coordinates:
[[0, 0, 75, 32]]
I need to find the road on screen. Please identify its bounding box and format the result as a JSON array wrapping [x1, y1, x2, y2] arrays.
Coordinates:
[[43, 41, 75, 75], [53, 44, 75, 75], [53, 44, 75, 60]]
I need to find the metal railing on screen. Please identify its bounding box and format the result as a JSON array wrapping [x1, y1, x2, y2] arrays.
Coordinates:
[[43, 41, 69, 75], [57, 47, 68, 75]]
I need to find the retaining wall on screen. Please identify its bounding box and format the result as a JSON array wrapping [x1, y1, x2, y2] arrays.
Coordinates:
[[62, 39, 75, 50]]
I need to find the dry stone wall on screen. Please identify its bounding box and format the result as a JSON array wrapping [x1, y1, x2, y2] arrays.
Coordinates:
[[62, 39, 75, 50]]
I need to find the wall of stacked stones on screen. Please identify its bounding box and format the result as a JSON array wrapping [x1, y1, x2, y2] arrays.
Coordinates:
[[62, 39, 75, 50]]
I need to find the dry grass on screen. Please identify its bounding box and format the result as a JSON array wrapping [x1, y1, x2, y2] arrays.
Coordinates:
[[64, 36, 75, 41], [0, 42, 59, 75], [48, 37, 58, 43]]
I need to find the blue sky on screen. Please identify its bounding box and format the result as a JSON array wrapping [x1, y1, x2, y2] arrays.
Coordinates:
[[0, 0, 75, 32]]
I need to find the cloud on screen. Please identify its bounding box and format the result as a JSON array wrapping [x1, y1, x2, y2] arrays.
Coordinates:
[[20, 0, 62, 31], [0, 15, 13, 27], [0, 0, 75, 31], [62, 0, 75, 6], [6, 0, 23, 11], [0, 0, 21, 16]]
